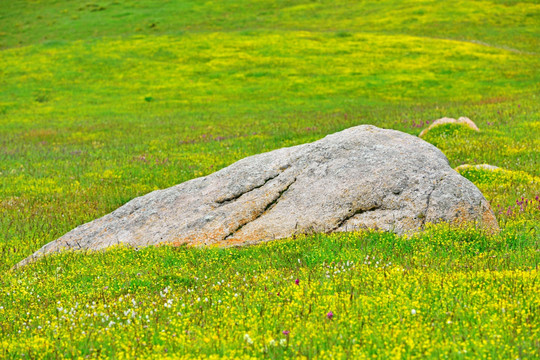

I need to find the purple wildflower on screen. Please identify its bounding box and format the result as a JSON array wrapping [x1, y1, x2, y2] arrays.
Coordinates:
[[327, 311, 334, 320], [295, 278, 299, 285], [282, 330, 290, 336]]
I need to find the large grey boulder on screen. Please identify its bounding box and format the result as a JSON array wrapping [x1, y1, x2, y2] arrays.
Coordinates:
[[17, 125, 498, 267]]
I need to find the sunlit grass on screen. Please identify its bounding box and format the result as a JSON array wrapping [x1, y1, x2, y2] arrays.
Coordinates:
[[1, 225, 539, 359]]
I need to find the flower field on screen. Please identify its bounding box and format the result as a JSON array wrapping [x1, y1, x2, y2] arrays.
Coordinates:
[[1, 226, 539, 359], [1, 0, 539, 358]]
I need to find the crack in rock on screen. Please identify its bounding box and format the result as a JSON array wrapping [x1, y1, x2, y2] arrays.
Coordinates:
[[224, 177, 297, 240], [332, 204, 382, 232], [215, 168, 289, 205], [421, 175, 445, 228]]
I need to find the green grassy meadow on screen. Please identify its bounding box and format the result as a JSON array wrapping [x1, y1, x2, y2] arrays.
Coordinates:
[[1, 0, 539, 358]]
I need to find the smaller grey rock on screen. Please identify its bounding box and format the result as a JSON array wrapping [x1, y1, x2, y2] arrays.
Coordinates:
[[419, 116, 479, 137]]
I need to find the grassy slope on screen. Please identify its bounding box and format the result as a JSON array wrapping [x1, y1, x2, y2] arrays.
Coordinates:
[[1, 0, 538, 52], [0, 0, 539, 358]]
